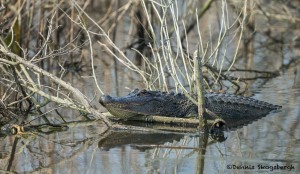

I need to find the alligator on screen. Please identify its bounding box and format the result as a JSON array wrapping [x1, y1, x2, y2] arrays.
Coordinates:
[[99, 89, 281, 127]]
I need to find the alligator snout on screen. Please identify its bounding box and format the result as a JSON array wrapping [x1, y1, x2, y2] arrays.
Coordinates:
[[99, 95, 113, 106]]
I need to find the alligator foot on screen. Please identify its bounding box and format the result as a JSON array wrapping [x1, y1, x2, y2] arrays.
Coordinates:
[[204, 108, 227, 130], [211, 118, 226, 129]]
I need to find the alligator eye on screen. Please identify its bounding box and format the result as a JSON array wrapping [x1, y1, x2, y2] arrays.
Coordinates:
[[138, 89, 148, 96], [129, 89, 139, 95]]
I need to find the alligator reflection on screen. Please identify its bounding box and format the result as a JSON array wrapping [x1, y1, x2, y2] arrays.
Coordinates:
[[98, 123, 228, 151], [98, 130, 184, 151]]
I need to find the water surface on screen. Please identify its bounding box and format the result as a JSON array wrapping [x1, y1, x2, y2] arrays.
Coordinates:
[[1, 66, 299, 173]]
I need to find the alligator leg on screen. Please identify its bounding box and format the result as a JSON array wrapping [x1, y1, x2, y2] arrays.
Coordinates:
[[205, 109, 227, 129]]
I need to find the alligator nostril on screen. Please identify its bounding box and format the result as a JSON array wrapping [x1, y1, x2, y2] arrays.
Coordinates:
[[99, 95, 112, 106]]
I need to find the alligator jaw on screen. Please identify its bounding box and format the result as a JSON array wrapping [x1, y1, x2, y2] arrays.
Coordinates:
[[99, 95, 113, 107], [99, 94, 145, 118]]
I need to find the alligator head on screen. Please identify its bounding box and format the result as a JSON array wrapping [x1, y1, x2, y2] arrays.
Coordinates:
[[99, 89, 196, 119]]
